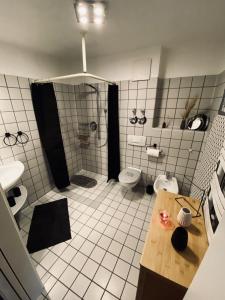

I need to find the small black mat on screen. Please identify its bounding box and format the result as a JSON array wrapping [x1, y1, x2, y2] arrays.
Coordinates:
[[70, 174, 97, 188], [27, 198, 71, 253]]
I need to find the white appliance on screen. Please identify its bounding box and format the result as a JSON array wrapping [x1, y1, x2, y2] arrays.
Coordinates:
[[119, 167, 142, 189]]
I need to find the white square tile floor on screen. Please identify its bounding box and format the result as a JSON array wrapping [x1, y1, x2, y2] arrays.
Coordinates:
[[20, 170, 155, 299]]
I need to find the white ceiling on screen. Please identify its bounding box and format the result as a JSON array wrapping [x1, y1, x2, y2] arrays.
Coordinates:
[[0, 0, 225, 60]]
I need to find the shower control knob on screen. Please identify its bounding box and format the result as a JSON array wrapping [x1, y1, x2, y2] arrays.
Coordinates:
[[90, 121, 97, 131]]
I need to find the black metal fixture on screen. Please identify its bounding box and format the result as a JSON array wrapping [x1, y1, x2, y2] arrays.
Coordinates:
[[3, 131, 29, 146], [175, 175, 206, 218], [16, 131, 29, 145], [3, 132, 17, 146], [138, 109, 147, 125], [129, 108, 138, 124]]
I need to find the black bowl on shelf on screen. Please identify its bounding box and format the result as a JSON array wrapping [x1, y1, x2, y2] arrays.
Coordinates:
[[186, 114, 209, 131]]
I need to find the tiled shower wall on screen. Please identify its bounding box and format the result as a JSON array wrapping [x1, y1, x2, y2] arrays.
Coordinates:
[[54, 82, 82, 176], [0, 74, 82, 204], [74, 83, 108, 175]]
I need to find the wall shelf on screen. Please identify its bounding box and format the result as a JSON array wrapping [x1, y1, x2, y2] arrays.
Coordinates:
[[152, 127, 206, 133]]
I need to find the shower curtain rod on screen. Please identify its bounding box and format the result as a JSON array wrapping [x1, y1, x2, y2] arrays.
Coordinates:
[[35, 34, 116, 85], [34, 72, 116, 85]]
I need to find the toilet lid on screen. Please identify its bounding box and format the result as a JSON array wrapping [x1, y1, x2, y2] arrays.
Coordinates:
[[119, 168, 140, 184]]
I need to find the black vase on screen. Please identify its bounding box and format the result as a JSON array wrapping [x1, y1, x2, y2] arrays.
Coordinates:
[[171, 227, 188, 252]]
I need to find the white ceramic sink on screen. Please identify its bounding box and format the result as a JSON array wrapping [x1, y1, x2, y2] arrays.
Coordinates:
[[0, 161, 25, 191], [154, 174, 179, 195]]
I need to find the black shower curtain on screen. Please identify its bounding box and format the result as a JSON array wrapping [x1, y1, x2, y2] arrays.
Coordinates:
[[31, 83, 70, 189], [107, 84, 120, 181]]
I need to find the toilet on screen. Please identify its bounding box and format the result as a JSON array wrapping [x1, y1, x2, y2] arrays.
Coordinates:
[[119, 167, 142, 189]]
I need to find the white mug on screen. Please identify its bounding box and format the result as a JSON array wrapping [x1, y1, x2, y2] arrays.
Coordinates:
[[177, 207, 192, 227]]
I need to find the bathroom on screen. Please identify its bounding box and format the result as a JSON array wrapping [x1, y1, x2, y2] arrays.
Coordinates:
[[0, 0, 225, 299]]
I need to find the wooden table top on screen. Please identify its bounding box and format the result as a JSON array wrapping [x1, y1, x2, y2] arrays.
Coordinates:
[[140, 190, 208, 288]]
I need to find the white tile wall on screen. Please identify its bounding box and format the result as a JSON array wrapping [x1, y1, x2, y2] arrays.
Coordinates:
[[73, 78, 207, 194], [154, 75, 217, 129], [1, 70, 223, 203], [0, 74, 82, 204]]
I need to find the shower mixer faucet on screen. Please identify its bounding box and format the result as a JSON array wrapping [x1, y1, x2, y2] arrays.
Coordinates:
[[90, 121, 97, 131]]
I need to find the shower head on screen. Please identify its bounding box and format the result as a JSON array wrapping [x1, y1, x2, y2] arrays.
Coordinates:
[[84, 83, 98, 93]]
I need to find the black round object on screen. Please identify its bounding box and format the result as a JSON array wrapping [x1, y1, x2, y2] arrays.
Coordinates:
[[7, 196, 16, 207], [138, 116, 147, 125], [186, 114, 209, 131], [129, 116, 138, 124], [201, 114, 210, 131], [12, 187, 21, 197], [171, 227, 188, 252], [146, 185, 154, 195]]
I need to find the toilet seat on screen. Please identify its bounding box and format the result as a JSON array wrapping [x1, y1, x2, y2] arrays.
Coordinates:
[[119, 167, 141, 184]]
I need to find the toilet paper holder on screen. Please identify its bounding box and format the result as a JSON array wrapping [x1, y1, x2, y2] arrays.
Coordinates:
[[146, 144, 163, 156]]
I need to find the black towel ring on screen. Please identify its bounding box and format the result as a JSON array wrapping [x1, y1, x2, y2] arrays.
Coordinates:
[[3, 133, 17, 146], [16, 131, 29, 145]]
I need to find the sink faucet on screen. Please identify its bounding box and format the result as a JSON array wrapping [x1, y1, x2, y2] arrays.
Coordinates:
[[166, 171, 172, 180]]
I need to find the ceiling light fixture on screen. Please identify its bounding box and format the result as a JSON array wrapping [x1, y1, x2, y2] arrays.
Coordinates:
[[94, 16, 104, 25], [93, 3, 105, 17], [74, 0, 106, 25], [77, 3, 88, 16], [80, 16, 89, 24]]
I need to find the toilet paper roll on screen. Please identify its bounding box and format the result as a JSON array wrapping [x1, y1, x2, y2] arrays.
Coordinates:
[[146, 147, 160, 157]]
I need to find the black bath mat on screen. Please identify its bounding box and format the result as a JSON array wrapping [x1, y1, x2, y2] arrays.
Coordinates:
[[70, 175, 97, 188], [27, 198, 71, 253]]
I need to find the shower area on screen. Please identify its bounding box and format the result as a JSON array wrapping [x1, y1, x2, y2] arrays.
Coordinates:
[[29, 25, 118, 190], [30, 14, 119, 191], [70, 82, 108, 187], [50, 80, 109, 190]]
